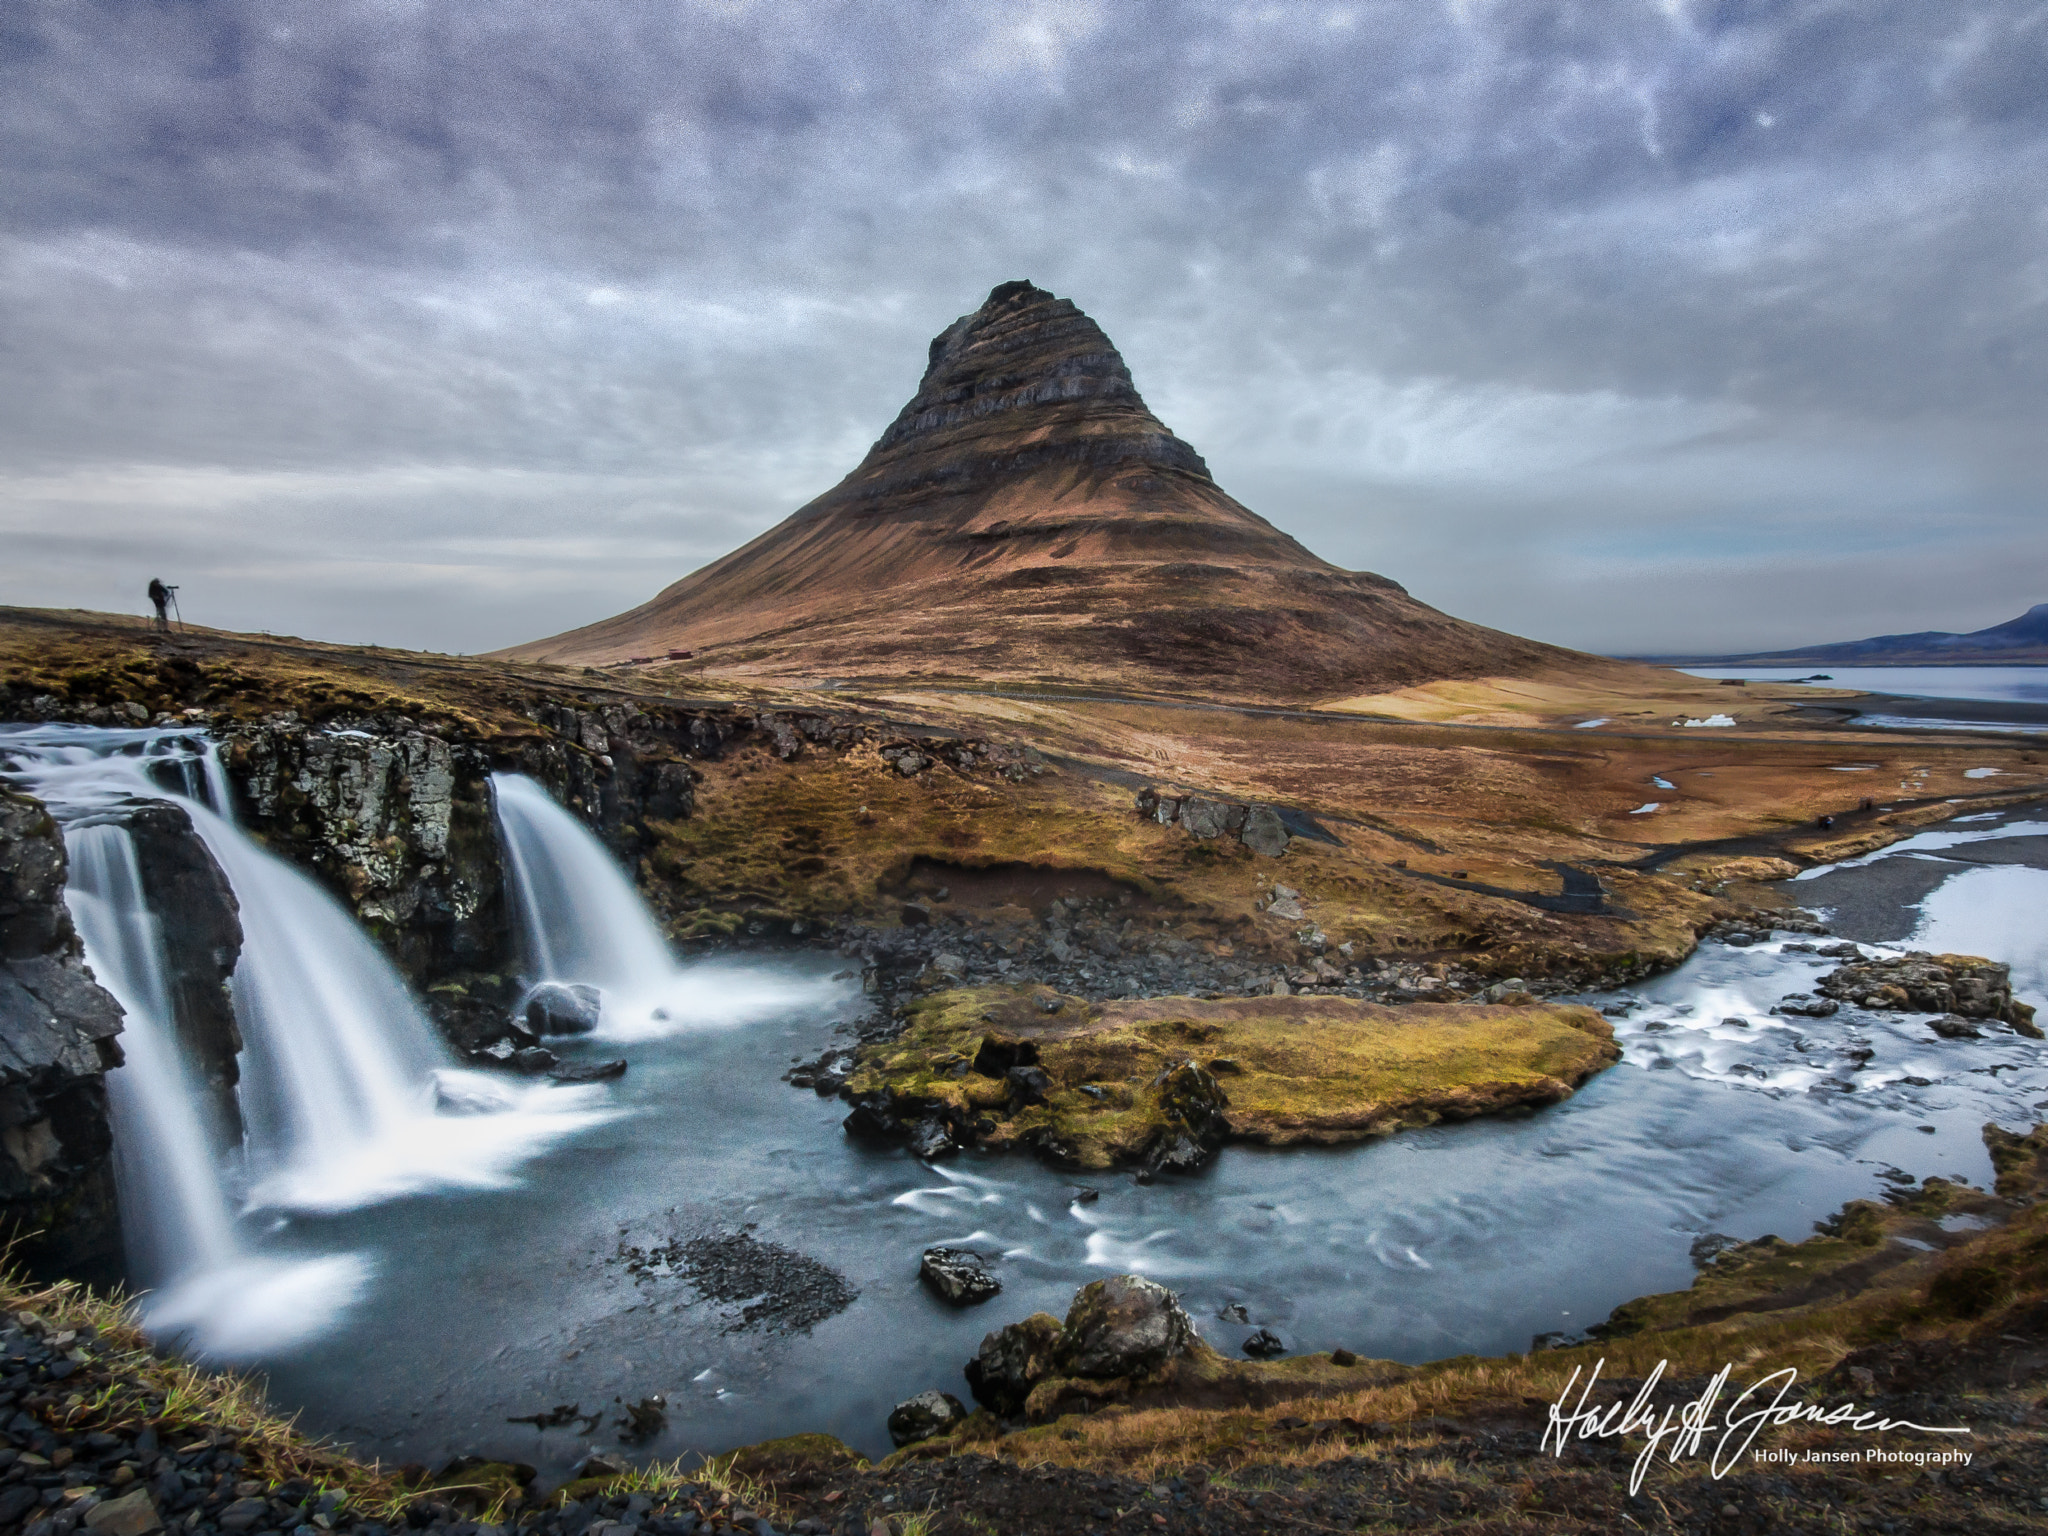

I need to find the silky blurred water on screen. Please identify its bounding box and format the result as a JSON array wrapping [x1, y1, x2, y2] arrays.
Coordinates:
[[251, 807, 2048, 1473]]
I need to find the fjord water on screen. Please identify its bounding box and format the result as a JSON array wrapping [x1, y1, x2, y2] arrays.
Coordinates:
[[8, 725, 2046, 1473], [1681, 665, 2048, 705]]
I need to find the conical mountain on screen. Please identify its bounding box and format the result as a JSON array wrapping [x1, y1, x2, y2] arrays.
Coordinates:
[[503, 281, 1581, 700]]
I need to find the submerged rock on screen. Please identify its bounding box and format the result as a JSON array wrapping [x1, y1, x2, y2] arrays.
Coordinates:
[[524, 980, 603, 1035], [546, 1058, 627, 1083], [920, 1247, 1002, 1306], [887, 1389, 968, 1447]]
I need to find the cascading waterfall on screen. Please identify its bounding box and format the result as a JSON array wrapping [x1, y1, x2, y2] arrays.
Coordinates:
[[489, 771, 846, 1040], [491, 772, 677, 995], [61, 824, 239, 1289], [0, 724, 614, 1357]]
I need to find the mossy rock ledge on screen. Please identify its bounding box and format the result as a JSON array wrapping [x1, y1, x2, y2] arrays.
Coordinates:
[[842, 984, 1619, 1172]]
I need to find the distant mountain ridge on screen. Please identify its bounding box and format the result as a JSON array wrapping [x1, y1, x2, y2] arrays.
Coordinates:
[[502, 281, 1622, 701], [1650, 603, 2048, 667]]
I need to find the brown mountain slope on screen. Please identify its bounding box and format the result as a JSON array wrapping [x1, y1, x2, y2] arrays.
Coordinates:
[[502, 280, 1610, 702]]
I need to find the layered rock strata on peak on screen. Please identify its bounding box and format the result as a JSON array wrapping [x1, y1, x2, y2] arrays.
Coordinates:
[[503, 280, 1594, 701]]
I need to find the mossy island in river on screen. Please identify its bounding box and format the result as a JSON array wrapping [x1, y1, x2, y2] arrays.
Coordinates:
[[839, 984, 1620, 1173]]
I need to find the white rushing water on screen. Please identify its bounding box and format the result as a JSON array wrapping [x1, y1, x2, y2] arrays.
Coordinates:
[[492, 772, 676, 996], [0, 725, 614, 1357], [489, 771, 843, 1042], [61, 824, 239, 1286]]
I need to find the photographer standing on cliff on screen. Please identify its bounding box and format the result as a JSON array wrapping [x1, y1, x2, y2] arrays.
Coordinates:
[[147, 577, 176, 631]]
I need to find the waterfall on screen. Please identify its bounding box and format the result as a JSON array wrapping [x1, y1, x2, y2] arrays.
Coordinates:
[[1, 724, 615, 1356], [61, 825, 238, 1289], [489, 771, 850, 1041], [491, 772, 678, 995]]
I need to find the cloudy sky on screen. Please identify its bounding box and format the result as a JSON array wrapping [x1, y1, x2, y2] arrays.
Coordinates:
[[4, 0, 2044, 657]]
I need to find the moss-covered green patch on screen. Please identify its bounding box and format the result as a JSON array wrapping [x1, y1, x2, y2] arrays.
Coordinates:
[[848, 985, 1620, 1169]]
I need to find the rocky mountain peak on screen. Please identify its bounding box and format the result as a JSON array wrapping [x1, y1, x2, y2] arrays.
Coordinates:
[[503, 281, 1584, 700], [836, 281, 1209, 508]]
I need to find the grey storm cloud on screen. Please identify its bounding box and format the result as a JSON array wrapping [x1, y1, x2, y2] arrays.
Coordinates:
[[3, 0, 2044, 656]]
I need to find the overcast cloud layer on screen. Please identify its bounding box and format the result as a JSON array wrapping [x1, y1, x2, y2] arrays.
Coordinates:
[[4, 0, 2044, 657]]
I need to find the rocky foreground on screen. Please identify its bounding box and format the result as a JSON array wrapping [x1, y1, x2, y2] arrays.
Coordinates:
[[9, 1127, 2048, 1536]]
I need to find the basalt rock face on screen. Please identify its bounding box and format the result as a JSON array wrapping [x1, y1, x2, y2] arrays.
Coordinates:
[[503, 281, 1584, 702], [0, 790, 126, 1283], [225, 719, 513, 1004], [124, 803, 244, 1142]]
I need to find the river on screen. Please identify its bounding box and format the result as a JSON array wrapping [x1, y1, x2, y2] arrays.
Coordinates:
[[4, 725, 2045, 1474]]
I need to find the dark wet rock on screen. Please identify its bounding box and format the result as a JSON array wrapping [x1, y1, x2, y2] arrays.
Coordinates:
[[524, 980, 603, 1035], [0, 788, 126, 1282], [842, 1096, 901, 1143], [1817, 951, 2039, 1034], [511, 1045, 560, 1073], [123, 801, 243, 1142], [1059, 1274, 1197, 1379], [886, 1390, 968, 1447], [920, 1247, 1001, 1306], [1929, 1014, 1986, 1040], [1138, 1059, 1231, 1180], [546, 1058, 627, 1083], [617, 1395, 668, 1444], [907, 1117, 958, 1160], [1774, 997, 1840, 1018], [785, 1048, 855, 1095], [1241, 1328, 1286, 1359], [1216, 1302, 1250, 1324], [963, 1312, 1065, 1415]]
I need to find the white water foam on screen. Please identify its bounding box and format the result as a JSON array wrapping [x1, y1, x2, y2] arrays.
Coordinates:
[[490, 772, 849, 1039], [2, 725, 618, 1357]]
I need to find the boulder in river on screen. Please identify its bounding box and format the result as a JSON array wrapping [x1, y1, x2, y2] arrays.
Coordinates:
[[964, 1311, 1065, 1415], [523, 981, 603, 1036], [1929, 1015, 1986, 1040], [1059, 1274, 1197, 1378], [1774, 997, 1840, 1018], [907, 1117, 958, 1160], [887, 1389, 968, 1447], [1242, 1328, 1286, 1359], [920, 1247, 1002, 1306], [1816, 952, 2040, 1036]]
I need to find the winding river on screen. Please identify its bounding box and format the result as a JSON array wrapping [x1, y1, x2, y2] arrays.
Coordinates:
[[4, 724, 2045, 1472]]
